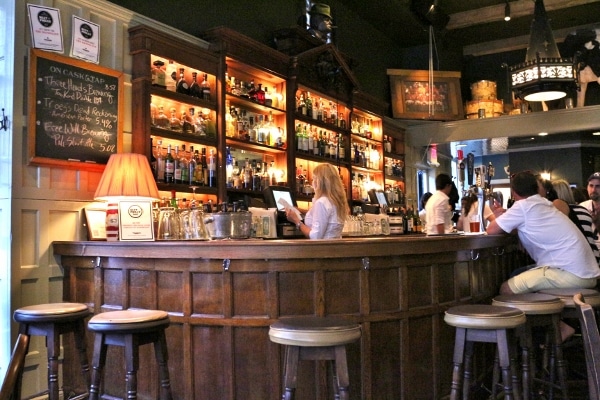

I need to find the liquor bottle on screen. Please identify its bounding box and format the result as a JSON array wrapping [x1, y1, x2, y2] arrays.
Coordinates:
[[164, 144, 175, 184], [225, 146, 233, 188], [156, 140, 165, 183], [200, 148, 208, 187], [176, 68, 189, 95], [180, 144, 189, 184], [191, 108, 205, 136], [173, 145, 182, 184], [232, 159, 241, 189], [337, 133, 345, 160], [306, 92, 313, 118], [169, 108, 182, 132], [207, 148, 217, 188], [188, 146, 196, 185], [155, 106, 169, 129], [201, 73, 211, 101], [261, 162, 270, 191], [256, 115, 265, 144], [189, 71, 202, 98], [247, 80, 256, 101], [264, 86, 272, 107], [338, 112, 346, 129], [312, 129, 319, 156], [152, 60, 166, 88], [231, 78, 241, 96], [255, 83, 265, 105], [329, 134, 336, 159], [297, 93, 307, 115], [165, 60, 177, 92], [225, 67, 231, 93], [252, 162, 261, 191], [243, 158, 252, 190], [239, 80, 248, 98], [150, 138, 158, 180], [192, 149, 202, 186], [181, 111, 194, 134], [170, 190, 178, 209]]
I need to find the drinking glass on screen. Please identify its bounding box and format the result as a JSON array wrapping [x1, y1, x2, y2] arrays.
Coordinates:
[[157, 207, 180, 240]]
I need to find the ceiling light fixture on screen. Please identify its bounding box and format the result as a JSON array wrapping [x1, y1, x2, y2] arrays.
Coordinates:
[[509, 0, 576, 102], [504, 1, 511, 22]]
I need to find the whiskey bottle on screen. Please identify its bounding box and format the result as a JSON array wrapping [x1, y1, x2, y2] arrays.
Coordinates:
[[193, 149, 202, 186], [176, 68, 189, 95], [155, 106, 169, 129], [255, 83, 265, 105], [199, 148, 208, 187], [188, 146, 196, 186], [180, 144, 189, 184], [189, 71, 202, 98], [165, 60, 177, 92], [264, 87, 272, 107], [201, 73, 211, 101], [243, 158, 252, 190], [152, 60, 166, 88], [173, 145, 182, 184], [164, 144, 175, 184], [207, 148, 217, 188], [156, 140, 165, 183], [169, 108, 182, 132], [181, 111, 194, 134]]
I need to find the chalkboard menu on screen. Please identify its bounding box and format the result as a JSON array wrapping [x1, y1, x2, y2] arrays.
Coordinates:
[[28, 49, 123, 170]]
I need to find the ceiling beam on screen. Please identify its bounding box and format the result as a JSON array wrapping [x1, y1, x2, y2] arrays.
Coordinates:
[[447, 0, 600, 30]]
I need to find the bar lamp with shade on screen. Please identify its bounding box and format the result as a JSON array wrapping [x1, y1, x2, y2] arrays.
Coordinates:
[[94, 153, 159, 241], [509, 0, 576, 102]]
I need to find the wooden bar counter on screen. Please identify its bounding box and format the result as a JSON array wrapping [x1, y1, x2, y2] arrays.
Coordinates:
[[53, 234, 520, 400]]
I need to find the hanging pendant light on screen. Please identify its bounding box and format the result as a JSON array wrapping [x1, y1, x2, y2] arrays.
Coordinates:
[[509, 0, 576, 102]]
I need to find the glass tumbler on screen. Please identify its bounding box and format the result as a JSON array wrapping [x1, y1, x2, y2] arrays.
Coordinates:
[[157, 207, 180, 240]]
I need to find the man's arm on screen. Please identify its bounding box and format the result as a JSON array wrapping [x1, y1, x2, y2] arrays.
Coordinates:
[[486, 219, 506, 235]]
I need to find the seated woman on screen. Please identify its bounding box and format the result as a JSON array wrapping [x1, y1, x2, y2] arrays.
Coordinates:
[[550, 179, 600, 266], [456, 193, 495, 232]]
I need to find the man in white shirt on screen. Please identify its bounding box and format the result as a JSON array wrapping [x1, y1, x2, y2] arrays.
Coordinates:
[[425, 173, 454, 235], [580, 172, 600, 250], [487, 170, 599, 295]]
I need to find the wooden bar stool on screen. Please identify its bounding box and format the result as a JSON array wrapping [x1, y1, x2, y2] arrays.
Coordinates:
[[538, 288, 600, 319], [444, 304, 526, 400], [493, 293, 568, 400], [268, 316, 361, 400], [87, 309, 173, 400], [13, 302, 91, 400]]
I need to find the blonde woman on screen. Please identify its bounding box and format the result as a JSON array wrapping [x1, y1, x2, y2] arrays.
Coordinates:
[[285, 163, 349, 239]]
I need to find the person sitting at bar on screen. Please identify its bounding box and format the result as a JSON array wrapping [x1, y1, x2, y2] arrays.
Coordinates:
[[285, 163, 349, 239], [550, 178, 600, 266], [580, 172, 600, 251], [456, 193, 495, 233], [418, 192, 432, 233], [487, 170, 599, 295], [425, 173, 454, 235]]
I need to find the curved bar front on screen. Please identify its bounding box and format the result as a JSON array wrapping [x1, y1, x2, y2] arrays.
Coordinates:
[[53, 234, 520, 400]]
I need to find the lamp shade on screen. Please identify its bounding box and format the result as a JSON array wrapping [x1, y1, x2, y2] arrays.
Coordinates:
[[94, 153, 160, 201]]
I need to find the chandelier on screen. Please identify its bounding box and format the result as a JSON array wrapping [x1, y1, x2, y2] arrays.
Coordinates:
[[509, 0, 576, 102]]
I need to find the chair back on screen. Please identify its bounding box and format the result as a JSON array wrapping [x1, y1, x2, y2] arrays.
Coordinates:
[[574, 292, 600, 400], [0, 334, 29, 400]]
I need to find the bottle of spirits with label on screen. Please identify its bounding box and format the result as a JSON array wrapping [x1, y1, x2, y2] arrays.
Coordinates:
[[173, 145, 182, 184], [200, 148, 208, 187], [164, 144, 175, 184], [165, 60, 177, 92], [180, 144, 189, 184], [156, 140, 165, 183], [155, 106, 169, 129], [152, 60, 166, 88], [255, 83, 265, 105], [192, 149, 202, 186], [201, 73, 211, 101], [207, 148, 217, 188], [176, 68, 189, 95], [188, 146, 196, 186], [181, 111, 194, 134], [189, 71, 202, 98], [169, 108, 182, 132]]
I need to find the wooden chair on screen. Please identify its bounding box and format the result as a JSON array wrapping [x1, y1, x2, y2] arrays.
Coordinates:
[[0, 334, 30, 400], [574, 292, 600, 400]]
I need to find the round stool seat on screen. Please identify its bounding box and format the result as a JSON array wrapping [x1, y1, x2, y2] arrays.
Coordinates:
[[444, 304, 526, 329], [492, 293, 564, 315], [88, 310, 169, 333], [538, 288, 600, 308], [14, 302, 90, 323], [269, 316, 361, 347]]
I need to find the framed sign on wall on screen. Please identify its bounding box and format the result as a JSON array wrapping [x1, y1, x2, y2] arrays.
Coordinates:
[[387, 69, 463, 121], [28, 48, 124, 171]]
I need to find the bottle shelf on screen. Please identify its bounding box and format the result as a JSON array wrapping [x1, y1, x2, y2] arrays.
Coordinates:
[[352, 165, 383, 174], [151, 87, 216, 110], [156, 182, 218, 195], [384, 151, 404, 160], [294, 113, 349, 133], [152, 127, 217, 145], [385, 175, 405, 182], [226, 93, 286, 116], [226, 137, 287, 153], [295, 152, 350, 167]]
